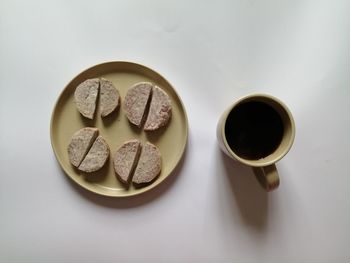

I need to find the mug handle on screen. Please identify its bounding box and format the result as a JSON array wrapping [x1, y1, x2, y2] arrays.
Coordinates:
[[252, 164, 280, 191]]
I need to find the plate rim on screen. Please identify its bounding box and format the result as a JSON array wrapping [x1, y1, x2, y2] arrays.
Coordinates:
[[50, 61, 189, 197]]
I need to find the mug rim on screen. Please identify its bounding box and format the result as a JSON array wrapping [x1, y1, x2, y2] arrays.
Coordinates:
[[221, 93, 296, 167]]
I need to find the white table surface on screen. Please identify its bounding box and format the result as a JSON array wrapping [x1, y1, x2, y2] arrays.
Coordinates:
[[1, 0, 350, 262]]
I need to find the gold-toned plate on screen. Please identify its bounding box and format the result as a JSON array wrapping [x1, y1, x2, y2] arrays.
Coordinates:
[[50, 61, 188, 197]]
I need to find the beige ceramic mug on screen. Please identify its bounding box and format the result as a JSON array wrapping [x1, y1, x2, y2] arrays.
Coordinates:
[[217, 94, 295, 191]]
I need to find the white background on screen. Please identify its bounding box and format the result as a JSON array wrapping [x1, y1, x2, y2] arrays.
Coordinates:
[[1, 0, 350, 262]]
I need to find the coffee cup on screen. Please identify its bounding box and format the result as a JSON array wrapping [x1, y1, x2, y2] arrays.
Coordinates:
[[217, 94, 295, 191]]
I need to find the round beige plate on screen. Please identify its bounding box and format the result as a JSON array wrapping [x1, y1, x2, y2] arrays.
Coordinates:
[[50, 61, 188, 197]]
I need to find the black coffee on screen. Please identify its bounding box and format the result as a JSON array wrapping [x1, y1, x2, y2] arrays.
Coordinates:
[[225, 101, 284, 160]]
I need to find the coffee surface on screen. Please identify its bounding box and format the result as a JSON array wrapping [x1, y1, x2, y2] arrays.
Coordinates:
[[225, 101, 284, 160]]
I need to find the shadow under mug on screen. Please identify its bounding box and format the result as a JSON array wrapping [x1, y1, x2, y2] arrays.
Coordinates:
[[217, 94, 295, 191]]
